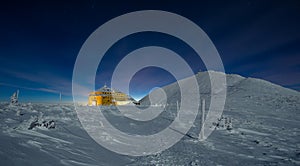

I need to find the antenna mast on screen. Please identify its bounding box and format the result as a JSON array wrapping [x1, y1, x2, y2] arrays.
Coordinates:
[[59, 92, 62, 103]]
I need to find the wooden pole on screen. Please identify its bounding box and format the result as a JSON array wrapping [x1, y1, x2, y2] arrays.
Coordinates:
[[177, 100, 179, 120], [199, 99, 205, 141]]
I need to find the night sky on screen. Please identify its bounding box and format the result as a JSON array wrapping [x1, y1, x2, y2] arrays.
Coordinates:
[[0, 0, 299, 102]]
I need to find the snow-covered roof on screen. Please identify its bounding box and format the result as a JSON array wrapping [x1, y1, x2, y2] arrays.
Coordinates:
[[97, 85, 112, 92]]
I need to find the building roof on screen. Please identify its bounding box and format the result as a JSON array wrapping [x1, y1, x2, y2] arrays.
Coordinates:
[[97, 85, 112, 92]]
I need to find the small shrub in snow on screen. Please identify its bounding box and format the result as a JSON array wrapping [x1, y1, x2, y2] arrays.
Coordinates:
[[28, 117, 39, 130], [212, 116, 233, 131], [28, 117, 55, 130], [41, 120, 55, 129]]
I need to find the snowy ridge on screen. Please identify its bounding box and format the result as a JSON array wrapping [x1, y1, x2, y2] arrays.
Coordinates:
[[138, 71, 300, 165], [0, 72, 299, 165]]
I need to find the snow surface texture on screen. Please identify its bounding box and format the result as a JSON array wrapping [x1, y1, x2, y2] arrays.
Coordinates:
[[0, 71, 299, 165]]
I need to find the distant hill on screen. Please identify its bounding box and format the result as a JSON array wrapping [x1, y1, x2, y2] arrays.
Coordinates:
[[140, 71, 299, 114]]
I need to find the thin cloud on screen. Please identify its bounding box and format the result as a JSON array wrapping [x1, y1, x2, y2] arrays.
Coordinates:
[[0, 82, 59, 94], [3, 70, 94, 98], [3, 70, 72, 95]]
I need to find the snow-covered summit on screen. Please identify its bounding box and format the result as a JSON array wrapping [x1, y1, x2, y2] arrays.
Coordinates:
[[141, 71, 299, 105], [0, 72, 299, 165]]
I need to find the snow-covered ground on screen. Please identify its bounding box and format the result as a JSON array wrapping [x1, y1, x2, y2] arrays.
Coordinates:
[[0, 71, 299, 165]]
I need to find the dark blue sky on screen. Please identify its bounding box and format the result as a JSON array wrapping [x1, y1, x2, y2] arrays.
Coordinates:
[[0, 0, 299, 102]]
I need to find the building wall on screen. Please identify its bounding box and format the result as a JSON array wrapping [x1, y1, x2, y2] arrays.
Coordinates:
[[115, 100, 132, 105], [88, 95, 102, 106], [88, 89, 131, 106], [112, 92, 129, 101], [88, 92, 115, 106]]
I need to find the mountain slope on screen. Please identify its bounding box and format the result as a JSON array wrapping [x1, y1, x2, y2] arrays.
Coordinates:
[[137, 71, 300, 165], [0, 71, 299, 165]]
